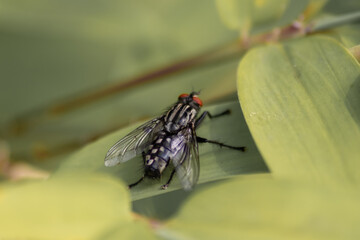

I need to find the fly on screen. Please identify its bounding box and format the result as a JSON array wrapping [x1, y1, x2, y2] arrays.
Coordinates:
[[104, 92, 246, 190]]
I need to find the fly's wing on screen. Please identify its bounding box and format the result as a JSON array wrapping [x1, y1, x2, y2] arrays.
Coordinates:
[[172, 125, 200, 191], [104, 118, 164, 167]]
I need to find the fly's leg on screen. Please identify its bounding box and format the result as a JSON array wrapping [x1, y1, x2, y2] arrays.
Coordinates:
[[196, 136, 246, 151], [128, 152, 147, 189], [195, 110, 246, 151], [128, 176, 145, 189], [195, 110, 231, 128], [161, 169, 176, 190]]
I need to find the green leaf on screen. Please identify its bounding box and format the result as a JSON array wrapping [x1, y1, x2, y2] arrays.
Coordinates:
[[55, 101, 268, 201], [164, 176, 360, 240], [216, 0, 287, 35], [99, 221, 159, 240], [323, 23, 360, 48], [215, 0, 321, 35], [0, 174, 157, 239], [312, 11, 360, 32], [323, 0, 360, 14], [237, 36, 360, 186]]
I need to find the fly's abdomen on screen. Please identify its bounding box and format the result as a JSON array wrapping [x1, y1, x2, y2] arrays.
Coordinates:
[[144, 133, 173, 178]]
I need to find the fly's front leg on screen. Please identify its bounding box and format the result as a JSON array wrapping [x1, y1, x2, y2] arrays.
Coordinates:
[[195, 110, 231, 128], [196, 136, 246, 151]]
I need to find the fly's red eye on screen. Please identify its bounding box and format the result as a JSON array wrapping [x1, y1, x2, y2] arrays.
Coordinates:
[[178, 93, 189, 99], [192, 96, 203, 107]]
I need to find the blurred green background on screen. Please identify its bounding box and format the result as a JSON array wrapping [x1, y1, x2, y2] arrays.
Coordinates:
[[0, 0, 241, 167]]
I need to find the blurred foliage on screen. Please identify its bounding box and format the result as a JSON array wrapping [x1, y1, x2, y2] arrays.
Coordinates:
[[0, 173, 158, 239], [0, 0, 359, 239], [216, 0, 310, 36]]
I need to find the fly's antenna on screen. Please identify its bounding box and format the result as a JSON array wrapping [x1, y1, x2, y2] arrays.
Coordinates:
[[190, 85, 201, 93], [190, 89, 201, 97]]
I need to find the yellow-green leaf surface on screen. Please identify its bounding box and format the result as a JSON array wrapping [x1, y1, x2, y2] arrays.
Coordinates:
[[165, 176, 360, 240], [0, 174, 157, 239], [237, 36, 360, 187], [55, 101, 268, 201], [98, 221, 158, 240]]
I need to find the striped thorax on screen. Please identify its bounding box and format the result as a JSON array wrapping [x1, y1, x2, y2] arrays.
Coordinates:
[[164, 102, 198, 132], [144, 92, 202, 178]]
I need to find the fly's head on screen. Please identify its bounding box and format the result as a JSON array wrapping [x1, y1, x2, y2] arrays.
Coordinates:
[[178, 92, 203, 110]]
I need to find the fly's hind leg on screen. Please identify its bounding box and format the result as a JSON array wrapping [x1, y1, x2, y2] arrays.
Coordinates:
[[161, 169, 176, 190], [196, 136, 246, 151], [195, 110, 246, 151]]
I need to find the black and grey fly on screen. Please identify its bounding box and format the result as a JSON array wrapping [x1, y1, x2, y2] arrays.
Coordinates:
[[104, 92, 246, 190]]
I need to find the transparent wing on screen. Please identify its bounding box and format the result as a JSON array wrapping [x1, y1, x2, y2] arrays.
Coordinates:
[[104, 117, 164, 167], [172, 125, 200, 191]]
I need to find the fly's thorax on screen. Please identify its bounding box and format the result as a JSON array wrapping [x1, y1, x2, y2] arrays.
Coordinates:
[[164, 103, 198, 133]]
